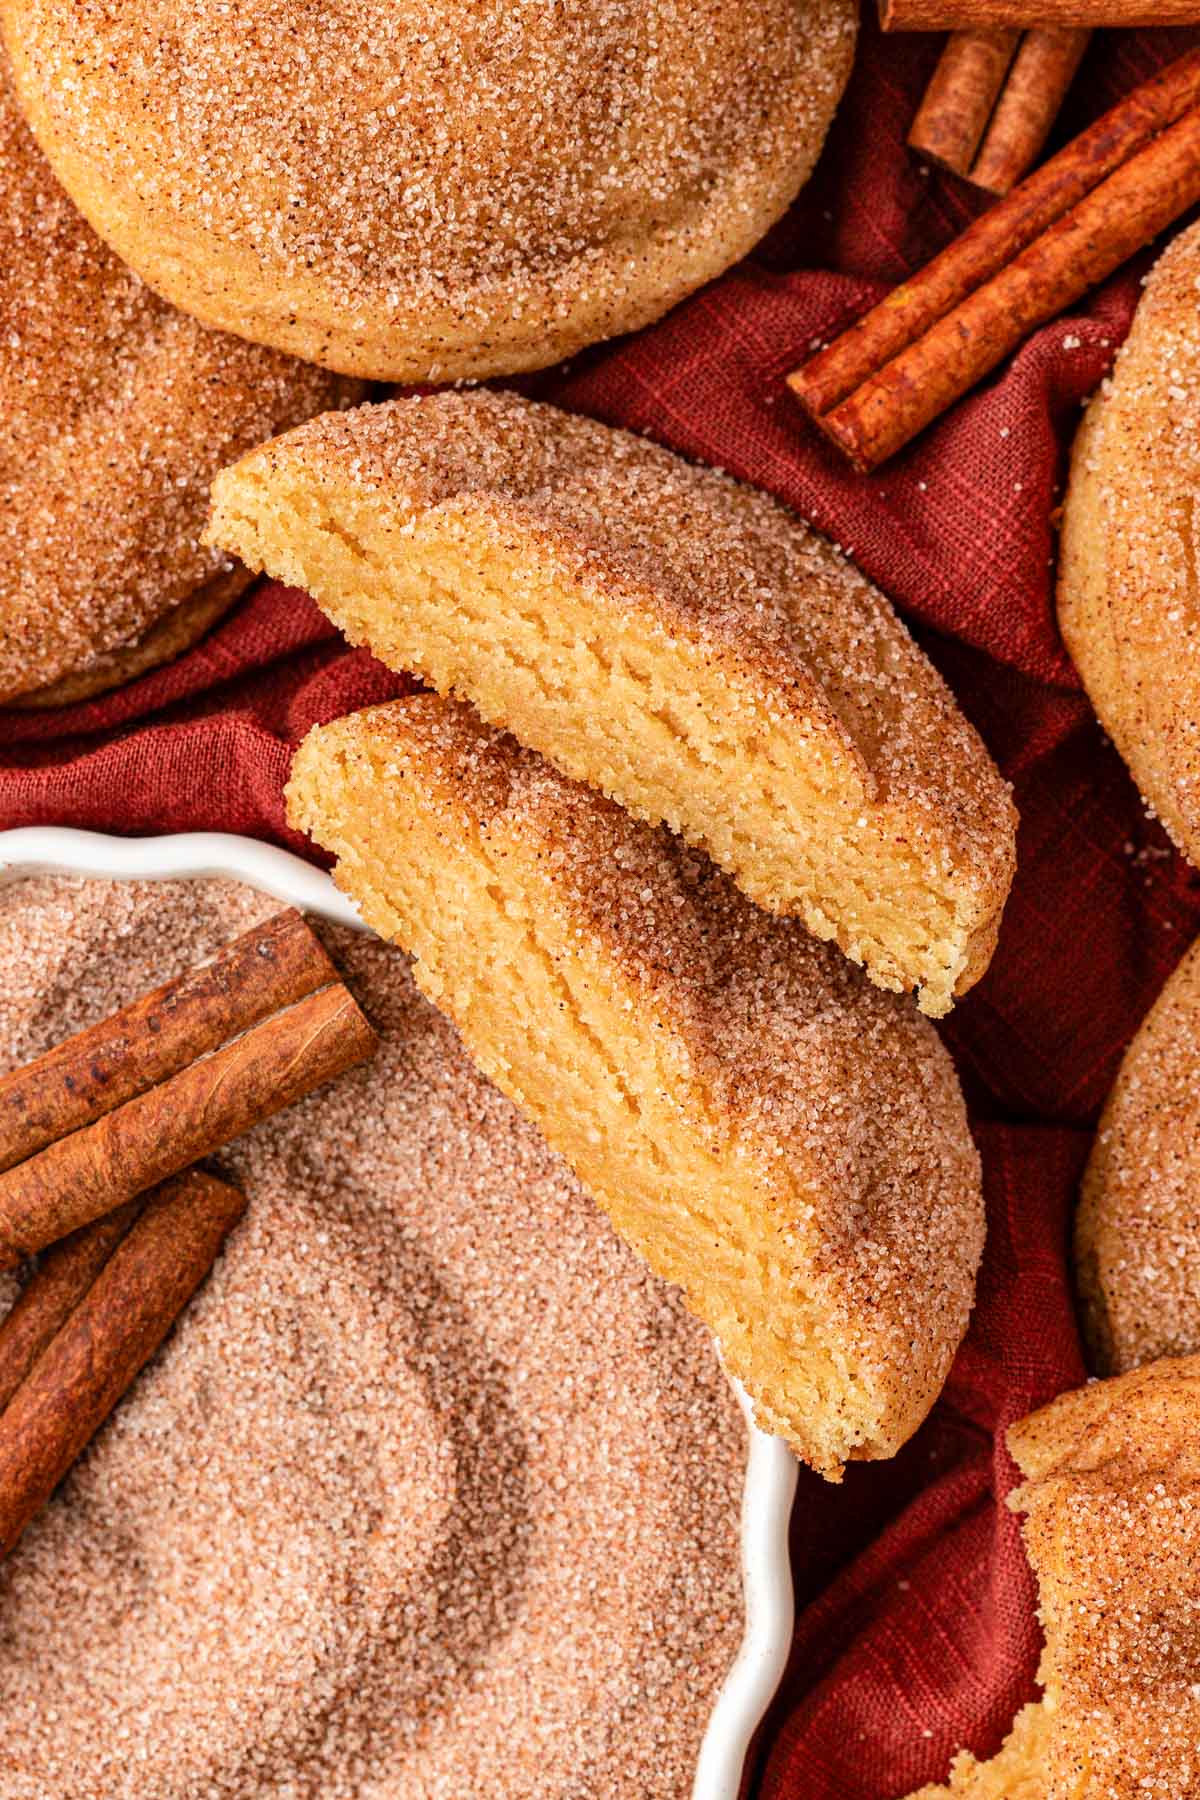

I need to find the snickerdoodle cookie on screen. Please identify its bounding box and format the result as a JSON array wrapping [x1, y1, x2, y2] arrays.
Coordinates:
[[0, 60, 357, 707], [1059, 219, 1200, 865], [210, 391, 1017, 1015], [285, 693, 985, 1478], [0, 0, 855, 382], [1075, 935, 1200, 1374]]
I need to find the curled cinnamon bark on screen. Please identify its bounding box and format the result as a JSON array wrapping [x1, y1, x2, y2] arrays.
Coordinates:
[[0, 909, 337, 1174], [908, 29, 1020, 175], [0, 1171, 245, 1558], [968, 29, 1091, 196], [810, 106, 1200, 470], [0, 1205, 142, 1411], [0, 983, 375, 1268], [789, 50, 1200, 469], [883, 0, 1197, 26], [793, 49, 1200, 419]]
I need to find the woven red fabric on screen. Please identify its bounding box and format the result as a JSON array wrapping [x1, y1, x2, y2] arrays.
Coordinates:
[[4, 21, 1200, 1797]]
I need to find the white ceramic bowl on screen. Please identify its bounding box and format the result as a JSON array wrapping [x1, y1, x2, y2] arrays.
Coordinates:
[[0, 824, 798, 1800]]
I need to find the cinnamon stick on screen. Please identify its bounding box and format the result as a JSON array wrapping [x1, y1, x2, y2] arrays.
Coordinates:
[[968, 29, 1091, 196], [807, 104, 1200, 471], [0, 909, 337, 1175], [0, 1204, 141, 1411], [790, 48, 1200, 421], [0, 983, 375, 1268], [908, 29, 1020, 175], [0, 1170, 245, 1558], [883, 0, 1200, 27]]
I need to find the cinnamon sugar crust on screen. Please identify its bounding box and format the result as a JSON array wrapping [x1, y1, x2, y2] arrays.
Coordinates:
[[211, 390, 1017, 1015], [7, 568, 251, 710], [0, 0, 855, 381], [1059, 218, 1200, 866], [1075, 934, 1200, 1374], [285, 694, 985, 1476], [0, 60, 358, 705], [909, 1356, 1200, 1800]]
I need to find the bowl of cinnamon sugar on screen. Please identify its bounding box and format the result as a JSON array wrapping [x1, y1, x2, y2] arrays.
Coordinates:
[[0, 825, 796, 1800]]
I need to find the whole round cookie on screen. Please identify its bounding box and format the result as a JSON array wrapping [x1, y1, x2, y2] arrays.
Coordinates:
[[0, 61, 359, 707], [0, 0, 856, 383], [1074, 934, 1200, 1375], [1058, 219, 1200, 866]]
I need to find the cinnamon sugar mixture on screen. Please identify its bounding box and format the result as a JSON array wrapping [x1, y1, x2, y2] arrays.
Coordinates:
[[0, 876, 746, 1799]]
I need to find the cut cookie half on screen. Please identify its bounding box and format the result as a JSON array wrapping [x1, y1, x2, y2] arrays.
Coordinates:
[[209, 391, 1017, 1017], [286, 694, 985, 1477]]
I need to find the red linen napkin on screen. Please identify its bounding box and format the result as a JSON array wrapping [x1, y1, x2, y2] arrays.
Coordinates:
[[3, 19, 1199, 1796]]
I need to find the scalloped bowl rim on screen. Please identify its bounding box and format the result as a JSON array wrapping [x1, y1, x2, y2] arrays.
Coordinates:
[[0, 824, 798, 1800]]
